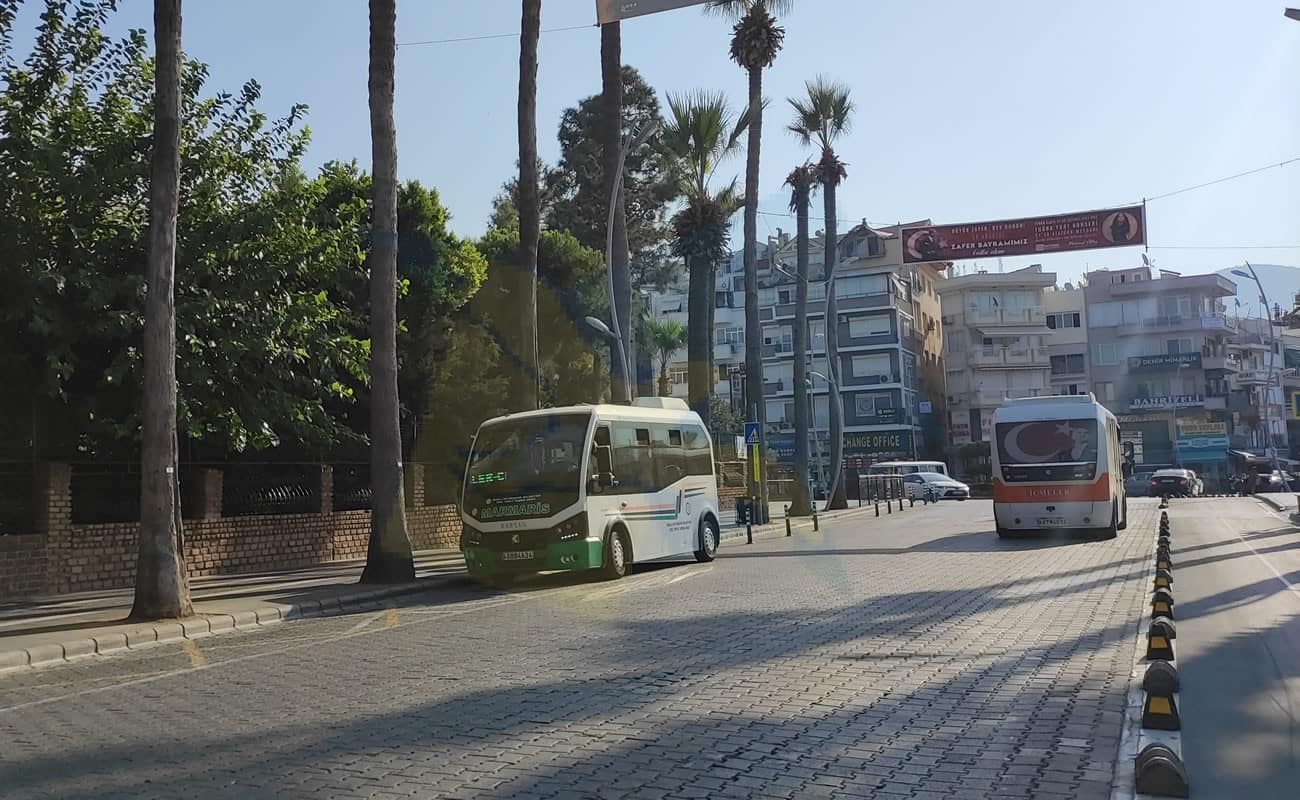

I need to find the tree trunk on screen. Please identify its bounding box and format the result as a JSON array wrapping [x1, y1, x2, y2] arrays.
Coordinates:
[[360, 0, 415, 584], [823, 165, 847, 510], [742, 65, 768, 521], [602, 22, 632, 402], [789, 191, 812, 517], [131, 0, 191, 621], [704, 260, 715, 429], [687, 252, 711, 419], [514, 0, 541, 412]]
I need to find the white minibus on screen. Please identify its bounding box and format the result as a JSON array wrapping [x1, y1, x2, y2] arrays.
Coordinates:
[[991, 394, 1126, 539], [459, 398, 721, 582], [867, 460, 949, 477]]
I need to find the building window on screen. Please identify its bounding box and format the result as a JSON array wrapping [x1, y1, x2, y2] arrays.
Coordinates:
[[669, 368, 688, 385], [717, 364, 730, 382], [867, 234, 884, 257], [778, 289, 792, 304], [851, 353, 892, 381], [1166, 338, 1193, 355], [848, 315, 892, 338], [1093, 343, 1119, 365], [1094, 381, 1115, 402], [1050, 354, 1085, 375], [854, 393, 894, 418], [715, 291, 733, 308], [715, 326, 743, 345], [1046, 312, 1081, 329], [837, 274, 889, 298], [947, 331, 965, 353]]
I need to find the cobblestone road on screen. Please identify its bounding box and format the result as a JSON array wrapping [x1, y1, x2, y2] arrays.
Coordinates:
[[0, 499, 1162, 799]]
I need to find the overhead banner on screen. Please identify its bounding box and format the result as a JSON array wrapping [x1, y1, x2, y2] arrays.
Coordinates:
[[901, 205, 1145, 264], [596, 0, 708, 23]]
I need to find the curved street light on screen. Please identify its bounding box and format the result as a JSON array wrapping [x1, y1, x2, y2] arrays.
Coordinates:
[[809, 369, 846, 510], [1229, 263, 1290, 491]]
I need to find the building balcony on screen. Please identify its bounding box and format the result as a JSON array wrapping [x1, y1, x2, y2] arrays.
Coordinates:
[[969, 347, 1049, 369], [714, 341, 743, 361], [1117, 313, 1237, 337], [1233, 369, 1276, 387], [1202, 353, 1241, 372], [1106, 272, 1237, 298], [1203, 395, 1227, 411], [713, 306, 745, 326], [771, 291, 895, 320], [965, 308, 1046, 328]]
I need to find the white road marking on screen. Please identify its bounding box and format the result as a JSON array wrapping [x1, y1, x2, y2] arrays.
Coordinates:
[[1219, 516, 1300, 602], [343, 610, 386, 635], [667, 566, 712, 584]]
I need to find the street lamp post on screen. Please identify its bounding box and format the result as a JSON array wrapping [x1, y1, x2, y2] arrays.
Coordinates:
[[1230, 263, 1290, 491], [603, 120, 661, 405]]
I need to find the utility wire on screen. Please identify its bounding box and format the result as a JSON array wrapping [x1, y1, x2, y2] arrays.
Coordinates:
[[398, 23, 590, 48], [1143, 156, 1300, 203]]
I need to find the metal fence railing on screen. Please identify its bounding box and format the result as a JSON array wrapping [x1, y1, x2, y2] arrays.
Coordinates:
[[221, 463, 319, 517], [331, 463, 372, 511], [0, 462, 33, 535]]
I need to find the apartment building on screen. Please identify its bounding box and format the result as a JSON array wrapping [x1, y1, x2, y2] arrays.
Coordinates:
[[1082, 265, 1239, 481], [1229, 315, 1288, 459], [939, 265, 1058, 446], [1043, 285, 1089, 396], [647, 250, 747, 404], [755, 222, 948, 478]]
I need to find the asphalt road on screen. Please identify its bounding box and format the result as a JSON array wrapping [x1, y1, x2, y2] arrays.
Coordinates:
[[0, 499, 1174, 799], [1162, 497, 1300, 798]]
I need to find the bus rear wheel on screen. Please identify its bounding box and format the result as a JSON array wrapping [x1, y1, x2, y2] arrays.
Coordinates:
[[1097, 500, 1119, 540], [695, 517, 719, 563]]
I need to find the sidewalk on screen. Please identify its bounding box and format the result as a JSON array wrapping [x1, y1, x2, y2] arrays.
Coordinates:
[[0, 500, 893, 673], [1250, 491, 1298, 514]]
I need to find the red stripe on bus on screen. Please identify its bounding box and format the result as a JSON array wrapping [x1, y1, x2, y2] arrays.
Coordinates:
[[993, 475, 1111, 503]]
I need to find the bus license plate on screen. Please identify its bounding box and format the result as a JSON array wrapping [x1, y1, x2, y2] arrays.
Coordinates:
[[1037, 517, 1066, 527], [500, 551, 534, 561]]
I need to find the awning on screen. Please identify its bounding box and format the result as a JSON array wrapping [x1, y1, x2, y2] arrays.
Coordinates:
[[1228, 450, 1273, 465]]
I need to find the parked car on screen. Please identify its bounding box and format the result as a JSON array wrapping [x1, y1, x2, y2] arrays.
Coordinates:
[[1149, 469, 1202, 498], [1125, 471, 1156, 497], [1256, 470, 1296, 493], [902, 472, 970, 501]]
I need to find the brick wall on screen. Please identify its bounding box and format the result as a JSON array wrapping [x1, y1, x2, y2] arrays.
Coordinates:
[[0, 463, 464, 600]]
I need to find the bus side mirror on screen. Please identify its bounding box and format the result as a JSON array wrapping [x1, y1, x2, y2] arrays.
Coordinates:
[[593, 445, 615, 488]]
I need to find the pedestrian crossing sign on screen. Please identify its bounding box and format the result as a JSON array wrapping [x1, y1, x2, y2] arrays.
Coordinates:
[[744, 422, 760, 446]]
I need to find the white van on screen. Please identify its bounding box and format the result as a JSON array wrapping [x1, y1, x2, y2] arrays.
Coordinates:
[[460, 398, 721, 582], [867, 460, 949, 477], [991, 394, 1126, 538]]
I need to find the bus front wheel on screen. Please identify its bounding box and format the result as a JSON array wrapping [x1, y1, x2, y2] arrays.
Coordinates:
[[600, 530, 630, 580]]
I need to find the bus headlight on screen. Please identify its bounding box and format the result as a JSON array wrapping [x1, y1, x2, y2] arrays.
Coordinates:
[[461, 525, 482, 547], [553, 514, 587, 541]]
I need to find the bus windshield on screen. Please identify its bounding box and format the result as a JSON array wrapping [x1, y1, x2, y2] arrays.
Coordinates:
[[464, 412, 591, 522], [995, 418, 1099, 482]]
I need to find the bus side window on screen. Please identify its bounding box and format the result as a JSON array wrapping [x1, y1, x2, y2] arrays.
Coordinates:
[[683, 427, 713, 477], [653, 425, 685, 487], [610, 424, 654, 493]]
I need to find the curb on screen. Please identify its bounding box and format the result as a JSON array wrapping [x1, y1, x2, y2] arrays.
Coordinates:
[[1254, 493, 1288, 512], [0, 574, 467, 675], [720, 499, 909, 544]]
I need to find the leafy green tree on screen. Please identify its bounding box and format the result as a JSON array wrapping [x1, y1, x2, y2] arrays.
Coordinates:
[[662, 90, 746, 427], [0, 3, 370, 459], [548, 66, 677, 263]]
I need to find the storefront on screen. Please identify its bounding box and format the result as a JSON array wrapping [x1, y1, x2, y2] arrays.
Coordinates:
[[1174, 420, 1229, 490]]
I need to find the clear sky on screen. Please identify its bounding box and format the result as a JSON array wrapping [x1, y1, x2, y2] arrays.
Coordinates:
[[12, 0, 1300, 284]]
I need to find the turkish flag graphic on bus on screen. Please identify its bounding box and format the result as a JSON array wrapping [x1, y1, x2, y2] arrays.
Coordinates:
[[995, 420, 1097, 465]]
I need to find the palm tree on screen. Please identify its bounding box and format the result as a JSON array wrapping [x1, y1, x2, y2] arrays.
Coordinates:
[[784, 163, 817, 517], [662, 90, 747, 425], [643, 318, 688, 396], [132, 0, 191, 619], [515, 0, 541, 411], [789, 76, 853, 509], [708, 0, 790, 516], [360, 0, 415, 584]]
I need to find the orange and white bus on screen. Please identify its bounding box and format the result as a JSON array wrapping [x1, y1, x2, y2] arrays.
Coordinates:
[[990, 394, 1126, 539]]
